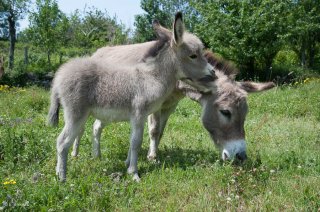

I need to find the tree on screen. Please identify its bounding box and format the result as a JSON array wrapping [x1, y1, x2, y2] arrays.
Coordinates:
[[194, 0, 290, 79], [27, 0, 67, 66], [286, 0, 320, 68], [0, 12, 9, 40], [0, 0, 30, 69], [67, 7, 129, 49]]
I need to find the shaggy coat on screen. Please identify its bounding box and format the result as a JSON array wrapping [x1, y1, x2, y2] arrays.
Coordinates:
[[48, 12, 215, 182], [77, 51, 275, 163]]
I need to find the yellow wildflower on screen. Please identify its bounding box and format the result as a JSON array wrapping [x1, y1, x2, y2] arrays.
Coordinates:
[[2, 179, 16, 185], [303, 78, 310, 84], [0, 85, 10, 92]]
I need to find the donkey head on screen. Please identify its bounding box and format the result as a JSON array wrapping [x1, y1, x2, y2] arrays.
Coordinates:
[[153, 12, 216, 92], [178, 52, 275, 162]]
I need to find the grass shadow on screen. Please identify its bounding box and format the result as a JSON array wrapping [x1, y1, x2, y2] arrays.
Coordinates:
[[138, 147, 219, 175]]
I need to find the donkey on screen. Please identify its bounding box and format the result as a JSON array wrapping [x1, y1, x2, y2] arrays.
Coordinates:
[[48, 12, 216, 182], [147, 51, 275, 161], [76, 51, 275, 164]]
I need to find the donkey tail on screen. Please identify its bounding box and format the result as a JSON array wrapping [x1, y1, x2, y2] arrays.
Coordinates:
[[47, 87, 60, 127]]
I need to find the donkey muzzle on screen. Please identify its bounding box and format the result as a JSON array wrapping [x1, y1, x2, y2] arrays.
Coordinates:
[[236, 151, 247, 161], [221, 139, 247, 161], [198, 69, 217, 83]]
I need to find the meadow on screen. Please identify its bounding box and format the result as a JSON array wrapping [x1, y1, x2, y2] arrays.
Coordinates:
[[0, 79, 319, 211]]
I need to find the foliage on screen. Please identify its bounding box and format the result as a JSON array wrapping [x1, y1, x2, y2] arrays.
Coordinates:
[[285, 0, 320, 69], [0, 0, 29, 21], [0, 0, 31, 69], [133, 0, 320, 79], [1, 1, 320, 84], [66, 7, 129, 48], [0, 0, 29, 39], [194, 0, 291, 80], [0, 12, 9, 39], [26, 0, 67, 65], [0, 82, 319, 210], [1, 4, 129, 85], [20, 4, 129, 71]]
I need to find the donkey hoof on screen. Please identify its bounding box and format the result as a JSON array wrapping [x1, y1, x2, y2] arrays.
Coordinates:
[[132, 173, 141, 182], [71, 151, 78, 157], [59, 177, 66, 183], [56, 172, 66, 182], [147, 154, 157, 162]]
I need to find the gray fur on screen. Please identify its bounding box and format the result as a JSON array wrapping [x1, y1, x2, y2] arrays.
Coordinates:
[[47, 89, 60, 127], [48, 13, 215, 182], [78, 51, 275, 163]]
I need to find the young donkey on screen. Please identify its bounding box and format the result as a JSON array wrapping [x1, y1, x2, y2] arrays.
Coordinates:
[[48, 13, 216, 182], [78, 52, 275, 163]]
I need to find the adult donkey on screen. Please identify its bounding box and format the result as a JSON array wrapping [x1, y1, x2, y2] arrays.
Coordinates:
[[77, 51, 275, 164], [48, 12, 216, 182], [146, 51, 275, 161]]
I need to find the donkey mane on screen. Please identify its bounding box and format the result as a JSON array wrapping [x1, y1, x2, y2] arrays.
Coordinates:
[[204, 51, 239, 78], [143, 37, 170, 59], [143, 20, 171, 59]]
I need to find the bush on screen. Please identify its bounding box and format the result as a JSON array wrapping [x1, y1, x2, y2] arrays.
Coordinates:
[[273, 50, 299, 67]]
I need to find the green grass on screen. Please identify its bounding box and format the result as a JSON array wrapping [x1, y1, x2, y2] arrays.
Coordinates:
[[0, 81, 319, 211]]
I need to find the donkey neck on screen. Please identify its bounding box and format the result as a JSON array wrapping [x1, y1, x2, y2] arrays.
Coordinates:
[[146, 44, 179, 82]]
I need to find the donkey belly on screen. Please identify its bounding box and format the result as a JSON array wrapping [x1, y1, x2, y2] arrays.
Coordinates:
[[91, 107, 131, 123]]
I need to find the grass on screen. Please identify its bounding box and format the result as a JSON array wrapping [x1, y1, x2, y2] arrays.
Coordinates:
[[0, 80, 319, 211]]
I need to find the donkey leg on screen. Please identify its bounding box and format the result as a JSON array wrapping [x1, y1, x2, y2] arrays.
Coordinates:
[[56, 125, 79, 181], [71, 127, 84, 157], [147, 111, 161, 161], [125, 147, 131, 168], [127, 116, 146, 182], [92, 119, 106, 158], [147, 105, 177, 160], [158, 105, 177, 140], [56, 115, 87, 182]]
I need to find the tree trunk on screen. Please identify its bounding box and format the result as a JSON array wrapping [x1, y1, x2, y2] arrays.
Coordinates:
[[300, 39, 306, 68], [307, 36, 316, 68], [8, 11, 16, 70], [0, 56, 4, 79], [246, 58, 255, 80], [24, 47, 29, 65], [47, 49, 51, 66], [264, 54, 275, 81]]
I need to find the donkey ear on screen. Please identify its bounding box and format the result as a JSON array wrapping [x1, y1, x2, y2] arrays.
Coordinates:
[[238, 81, 276, 93], [173, 12, 184, 46], [153, 20, 171, 40]]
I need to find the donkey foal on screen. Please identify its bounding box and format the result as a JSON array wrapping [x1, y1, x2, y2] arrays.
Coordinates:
[[48, 12, 215, 182]]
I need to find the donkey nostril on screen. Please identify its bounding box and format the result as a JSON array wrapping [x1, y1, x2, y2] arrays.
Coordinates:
[[223, 152, 229, 160], [236, 151, 247, 161], [210, 69, 217, 80]]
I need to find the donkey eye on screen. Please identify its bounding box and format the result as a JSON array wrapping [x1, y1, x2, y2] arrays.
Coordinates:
[[220, 110, 231, 118], [189, 54, 197, 59]]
